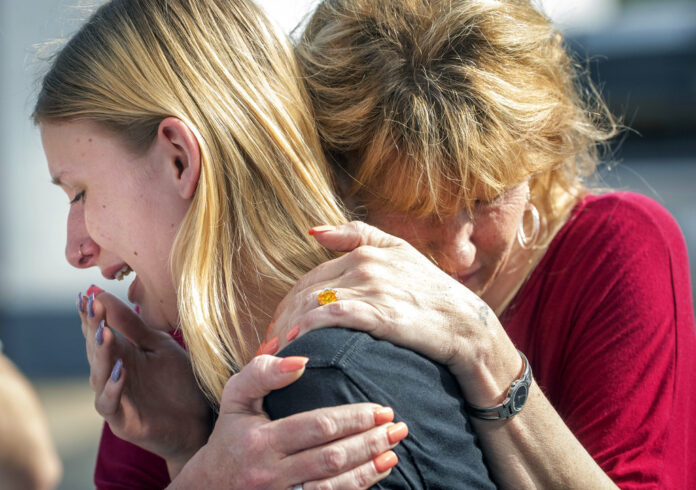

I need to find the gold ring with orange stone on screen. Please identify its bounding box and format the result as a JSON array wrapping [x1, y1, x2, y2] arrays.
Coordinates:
[[317, 288, 339, 306]]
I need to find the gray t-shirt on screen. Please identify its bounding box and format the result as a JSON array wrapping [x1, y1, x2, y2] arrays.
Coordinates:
[[264, 327, 495, 489]]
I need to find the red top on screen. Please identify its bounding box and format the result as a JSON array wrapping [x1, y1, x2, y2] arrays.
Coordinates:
[[501, 192, 696, 488], [94, 192, 696, 489], [95, 424, 169, 489]]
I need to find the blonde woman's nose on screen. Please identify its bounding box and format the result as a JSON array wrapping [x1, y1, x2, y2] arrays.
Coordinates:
[[65, 207, 97, 268]]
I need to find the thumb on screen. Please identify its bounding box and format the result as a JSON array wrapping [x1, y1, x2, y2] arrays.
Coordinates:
[[220, 355, 309, 415], [309, 221, 403, 252]]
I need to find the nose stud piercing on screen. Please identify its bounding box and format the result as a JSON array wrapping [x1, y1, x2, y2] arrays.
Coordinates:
[[78, 243, 84, 258]]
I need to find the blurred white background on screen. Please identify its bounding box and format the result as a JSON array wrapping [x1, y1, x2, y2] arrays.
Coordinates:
[[0, 0, 693, 488]]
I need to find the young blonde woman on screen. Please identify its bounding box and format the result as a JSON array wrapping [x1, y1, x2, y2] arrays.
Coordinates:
[[35, 0, 497, 488]]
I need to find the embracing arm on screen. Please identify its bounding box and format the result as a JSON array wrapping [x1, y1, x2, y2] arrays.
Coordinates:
[[269, 220, 660, 489], [446, 303, 617, 489]]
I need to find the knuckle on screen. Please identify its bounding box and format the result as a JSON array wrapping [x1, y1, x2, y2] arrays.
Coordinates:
[[88, 372, 98, 391], [351, 264, 378, 283], [344, 220, 365, 236], [243, 355, 272, 381], [353, 463, 376, 488], [314, 413, 340, 439], [324, 300, 349, 318], [314, 480, 338, 490], [320, 445, 348, 474], [238, 426, 269, 454], [238, 469, 273, 489], [347, 220, 364, 230], [292, 274, 309, 294], [295, 266, 321, 293], [367, 431, 386, 455], [379, 310, 401, 335], [93, 396, 106, 415], [246, 354, 265, 371], [351, 246, 377, 264], [352, 406, 374, 430]]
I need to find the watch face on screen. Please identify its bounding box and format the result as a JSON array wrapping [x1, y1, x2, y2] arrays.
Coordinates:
[[512, 384, 529, 411]]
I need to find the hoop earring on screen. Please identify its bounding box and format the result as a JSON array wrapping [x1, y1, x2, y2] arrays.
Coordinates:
[[517, 201, 539, 249]]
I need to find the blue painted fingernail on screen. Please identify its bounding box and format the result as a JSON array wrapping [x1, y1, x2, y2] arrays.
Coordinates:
[[88, 293, 95, 318], [77, 292, 83, 314], [96, 320, 104, 346], [111, 359, 122, 382]]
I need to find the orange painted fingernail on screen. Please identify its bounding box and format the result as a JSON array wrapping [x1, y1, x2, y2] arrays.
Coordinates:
[[263, 337, 279, 355], [309, 225, 336, 235], [255, 342, 265, 357], [279, 356, 309, 373], [286, 325, 300, 342], [374, 450, 398, 473], [373, 406, 394, 425], [387, 422, 408, 444]]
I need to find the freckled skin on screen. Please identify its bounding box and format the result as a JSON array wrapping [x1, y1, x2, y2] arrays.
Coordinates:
[[42, 120, 191, 331]]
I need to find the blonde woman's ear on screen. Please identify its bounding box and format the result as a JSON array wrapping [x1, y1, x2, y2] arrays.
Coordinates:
[[157, 117, 202, 199]]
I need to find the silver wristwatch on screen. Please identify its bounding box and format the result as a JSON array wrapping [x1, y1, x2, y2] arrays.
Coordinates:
[[467, 350, 532, 420]]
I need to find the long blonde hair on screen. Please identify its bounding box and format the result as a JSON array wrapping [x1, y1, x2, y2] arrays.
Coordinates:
[[34, 0, 346, 403], [297, 0, 618, 237]]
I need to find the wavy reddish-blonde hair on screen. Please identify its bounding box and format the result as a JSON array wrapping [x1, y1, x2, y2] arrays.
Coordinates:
[[297, 0, 618, 238]]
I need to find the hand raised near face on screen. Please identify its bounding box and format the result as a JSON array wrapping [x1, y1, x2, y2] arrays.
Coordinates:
[[171, 355, 403, 490], [80, 288, 405, 486], [266, 221, 518, 401], [78, 287, 212, 475]]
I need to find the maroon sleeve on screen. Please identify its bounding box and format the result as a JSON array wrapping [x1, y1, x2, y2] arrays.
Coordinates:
[[540, 193, 695, 488], [94, 422, 171, 490]]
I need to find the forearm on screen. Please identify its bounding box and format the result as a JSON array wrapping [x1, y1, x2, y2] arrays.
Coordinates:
[[472, 384, 617, 489], [452, 334, 616, 489]]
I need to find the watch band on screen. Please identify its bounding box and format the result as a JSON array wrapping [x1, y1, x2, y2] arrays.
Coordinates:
[[467, 350, 533, 421]]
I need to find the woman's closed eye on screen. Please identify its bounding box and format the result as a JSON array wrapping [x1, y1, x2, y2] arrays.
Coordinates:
[[70, 190, 85, 204]]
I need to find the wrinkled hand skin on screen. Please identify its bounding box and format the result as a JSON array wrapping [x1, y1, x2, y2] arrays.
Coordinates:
[[268, 221, 505, 395], [79, 290, 212, 476]]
